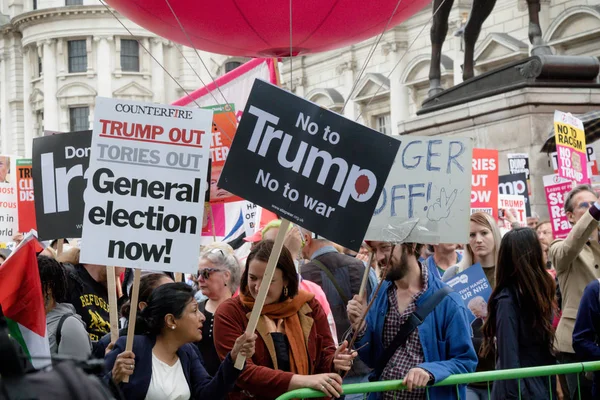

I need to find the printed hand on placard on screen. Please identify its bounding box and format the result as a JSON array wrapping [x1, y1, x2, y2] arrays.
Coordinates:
[[426, 188, 457, 221]]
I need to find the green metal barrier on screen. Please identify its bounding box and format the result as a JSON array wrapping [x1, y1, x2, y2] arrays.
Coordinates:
[[275, 361, 600, 400]]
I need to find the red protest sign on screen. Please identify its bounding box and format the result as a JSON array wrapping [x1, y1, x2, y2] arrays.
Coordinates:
[[16, 159, 36, 232], [471, 148, 499, 219], [207, 104, 242, 203]]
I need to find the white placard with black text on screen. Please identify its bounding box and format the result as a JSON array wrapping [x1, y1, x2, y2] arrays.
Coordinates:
[[80, 97, 213, 273]]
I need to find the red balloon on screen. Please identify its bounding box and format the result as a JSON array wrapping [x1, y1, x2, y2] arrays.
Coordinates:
[[105, 0, 431, 57]]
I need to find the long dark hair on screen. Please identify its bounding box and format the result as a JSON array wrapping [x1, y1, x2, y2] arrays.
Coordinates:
[[37, 255, 68, 303], [137, 283, 194, 336], [240, 240, 299, 302], [481, 228, 556, 357]]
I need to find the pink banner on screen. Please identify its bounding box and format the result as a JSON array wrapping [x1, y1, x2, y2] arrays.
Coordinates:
[[543, 174, 573, 239], [202, 203, 225, 237]]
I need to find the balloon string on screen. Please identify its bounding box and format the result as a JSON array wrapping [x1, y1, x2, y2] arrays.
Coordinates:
[[98, 0, 236, 146], [98, 0, 202, 109], [289, 0, 293, 91], [162, 0, 238, 144], [355, 0, 450, 123], [340, 0, 405, 115]]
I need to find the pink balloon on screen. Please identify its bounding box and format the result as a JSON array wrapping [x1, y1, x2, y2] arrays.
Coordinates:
[[105, 0, 431, 57]]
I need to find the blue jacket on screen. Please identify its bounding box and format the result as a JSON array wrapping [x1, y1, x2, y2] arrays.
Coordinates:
[[355, 272, 477, 400], [425, 252, 463, 280], [573, 279, 600, 398], [104, 335, 240, 400]]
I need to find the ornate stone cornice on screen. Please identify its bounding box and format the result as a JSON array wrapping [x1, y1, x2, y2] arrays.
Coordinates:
[[12, 6, 113, 29], [93, 35, 114, 42], [335, 60, 356, 75]]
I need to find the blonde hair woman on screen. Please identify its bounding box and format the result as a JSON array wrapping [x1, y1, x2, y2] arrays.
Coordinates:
[[443, 212, 502, 400]]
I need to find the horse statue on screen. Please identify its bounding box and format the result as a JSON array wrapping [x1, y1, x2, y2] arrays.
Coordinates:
[[428, 0, 552, 98]]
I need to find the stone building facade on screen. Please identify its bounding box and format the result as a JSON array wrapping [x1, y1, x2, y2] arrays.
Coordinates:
[[0, 0, 247, 157]]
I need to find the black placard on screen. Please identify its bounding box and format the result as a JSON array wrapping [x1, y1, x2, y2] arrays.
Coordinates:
[[498, 172, 531, 217], [32, 130, 92, 240], [218, 80, 399, 251]]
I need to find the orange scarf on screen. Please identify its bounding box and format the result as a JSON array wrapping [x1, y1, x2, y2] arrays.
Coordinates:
[[240, 290, 315, 375]]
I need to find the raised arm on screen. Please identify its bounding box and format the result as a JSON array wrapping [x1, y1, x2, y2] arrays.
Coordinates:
[[550, 210, 600, 273]]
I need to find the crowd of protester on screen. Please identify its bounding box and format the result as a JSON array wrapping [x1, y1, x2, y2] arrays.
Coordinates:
[[8, 183, 600, 399]]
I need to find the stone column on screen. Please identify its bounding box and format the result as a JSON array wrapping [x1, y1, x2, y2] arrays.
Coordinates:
[[151, 38, 165, 103], [338, 60, 357, 121], [94, 36, 112, 97], [385, 42, 409, 135], [22, 46, 33, 156], [42, 39, 58, 131]]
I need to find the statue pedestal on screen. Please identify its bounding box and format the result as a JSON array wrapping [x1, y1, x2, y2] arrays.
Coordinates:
[[398, 84, 600, 218], [419, 55, 600, 115]]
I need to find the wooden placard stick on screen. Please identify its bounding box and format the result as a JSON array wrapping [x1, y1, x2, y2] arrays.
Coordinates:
[[358, 244, 374, 299], [174, 273, 183, 283], [106, 266, 119, 345], [341, 263, 391, 378], [123, 268, 141, 383], [234, 218, 291, 370], [56, 239, 64, 257]]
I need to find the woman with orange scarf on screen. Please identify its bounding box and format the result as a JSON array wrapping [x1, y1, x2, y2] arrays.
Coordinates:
[[214, 240, 357, 400]]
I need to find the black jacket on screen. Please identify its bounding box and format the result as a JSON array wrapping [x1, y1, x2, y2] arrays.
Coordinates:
[[492, 287, 556, 399]]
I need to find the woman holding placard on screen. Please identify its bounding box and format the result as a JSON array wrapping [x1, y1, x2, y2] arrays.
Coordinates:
[[213, 240, 358, 400], [442, 212, 501, 400], [481, 228, 556, 399], [104, 283, 257, 400]]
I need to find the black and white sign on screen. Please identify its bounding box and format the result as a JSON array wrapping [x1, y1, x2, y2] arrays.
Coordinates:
[[32, 130, 92, 240], [218, 80, 399, 251], [498, 173, 531, 217]]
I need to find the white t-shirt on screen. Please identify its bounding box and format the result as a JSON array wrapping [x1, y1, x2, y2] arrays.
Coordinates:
[[145, 353, 191, 400]]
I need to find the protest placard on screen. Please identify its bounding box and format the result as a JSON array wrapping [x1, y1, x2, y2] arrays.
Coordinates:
[[555, 111, 587, 184], [202, 203, 225, 237], [471, 148, 499, 219], [79, 97, 213, 273], [0, 155, 18, 241], [206, 104, 242, 203], [32, 130, 92, 240], [507, 153, 531, 195], [365, 137, 472, 244], [242, 201, 257, 237], [543, 174, 572, 239], [445, 263, 492, 325], [16, 159, 36, 232], [498, 173, 531, 217], [551, 144, 598, 178], [498, 194, 527, 229], [218, 79, 399, 251]]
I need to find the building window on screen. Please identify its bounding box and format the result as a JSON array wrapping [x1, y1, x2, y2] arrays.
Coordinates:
[[224, 61, 242, 73], [33, 0, 37, 10], [38, 55, 42, 77], [68, 40, 87, 73], [70, 107, 89, 131], [65, 0, 83, 5], [376, 113, 391, 135], [120, 39, 140, 72]]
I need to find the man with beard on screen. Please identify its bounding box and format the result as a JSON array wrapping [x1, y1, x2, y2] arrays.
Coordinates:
[[347, 241, 476, 400]]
